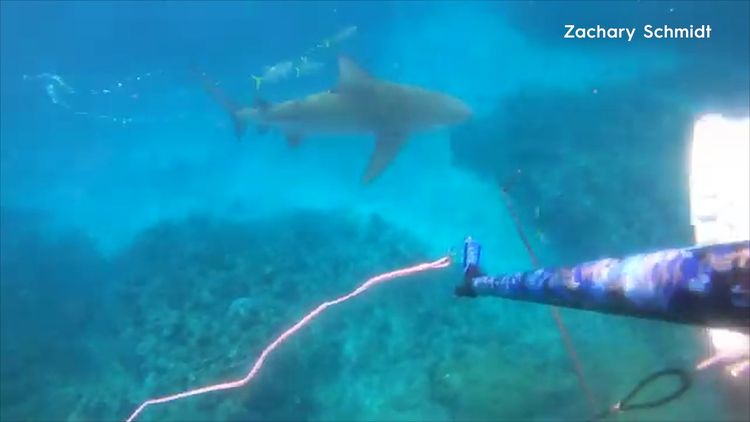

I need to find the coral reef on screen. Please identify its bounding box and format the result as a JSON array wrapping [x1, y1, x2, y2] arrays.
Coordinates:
[[2, 207, 740, 422], [0, 208, 111, 421], [71, 210, 436, 421]]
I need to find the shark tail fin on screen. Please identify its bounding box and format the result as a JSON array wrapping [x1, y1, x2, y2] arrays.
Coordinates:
[[191, 66, 249, 140]]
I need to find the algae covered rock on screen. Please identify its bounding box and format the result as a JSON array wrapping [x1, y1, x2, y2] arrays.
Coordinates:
[[108, 209, 433, 421]]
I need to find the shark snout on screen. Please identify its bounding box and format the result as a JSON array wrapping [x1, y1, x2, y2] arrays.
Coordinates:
[[443, 97, 473, 124], [454, 100, 473, 122]]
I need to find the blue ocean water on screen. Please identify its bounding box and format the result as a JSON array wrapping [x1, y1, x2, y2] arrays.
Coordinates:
[[1, 1, 748, 421]]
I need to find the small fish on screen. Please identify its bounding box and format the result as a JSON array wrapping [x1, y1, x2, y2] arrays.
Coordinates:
[[294, 56, 324, 78], [331, 25, 357, 44], [251, 61, 294, 90], [316, 25, 358, 49]]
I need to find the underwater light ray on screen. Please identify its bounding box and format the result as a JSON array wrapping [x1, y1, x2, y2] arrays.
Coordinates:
[[124, 256, 452, 422]]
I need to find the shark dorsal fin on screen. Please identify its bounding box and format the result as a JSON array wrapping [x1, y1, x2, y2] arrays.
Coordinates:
[[336, 56, 373, 92]]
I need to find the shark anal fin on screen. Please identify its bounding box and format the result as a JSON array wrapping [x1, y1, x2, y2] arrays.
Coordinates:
[[362, 131, 408, 184], [286, 133, 303, 148]]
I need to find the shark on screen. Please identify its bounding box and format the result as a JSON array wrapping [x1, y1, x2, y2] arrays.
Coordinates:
[[200, 56, 473, 184]]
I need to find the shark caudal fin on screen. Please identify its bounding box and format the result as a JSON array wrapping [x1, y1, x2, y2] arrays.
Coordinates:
[[191, 67, 249, 140]]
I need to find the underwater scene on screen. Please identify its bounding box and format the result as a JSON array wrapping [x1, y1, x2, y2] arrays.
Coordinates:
[[1, 1, 749, 421]]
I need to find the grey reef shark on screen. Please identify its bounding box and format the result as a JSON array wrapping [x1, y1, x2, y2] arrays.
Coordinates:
[[199, 56, 473, 184]]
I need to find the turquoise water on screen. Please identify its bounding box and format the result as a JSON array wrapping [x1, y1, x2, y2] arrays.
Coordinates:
[[1, 1, 748, 421]]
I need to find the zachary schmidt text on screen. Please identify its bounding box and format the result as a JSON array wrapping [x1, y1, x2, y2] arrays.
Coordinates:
[[564, 24, 712, 42]]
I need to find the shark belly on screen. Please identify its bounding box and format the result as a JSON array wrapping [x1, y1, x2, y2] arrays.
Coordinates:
[[271, 116, 365, 136]]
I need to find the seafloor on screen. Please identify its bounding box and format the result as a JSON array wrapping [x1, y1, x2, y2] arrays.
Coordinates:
[[1, 205, 748, 422]]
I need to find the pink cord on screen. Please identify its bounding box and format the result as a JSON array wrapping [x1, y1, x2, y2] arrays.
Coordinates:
[[124, 256, 452, 422]]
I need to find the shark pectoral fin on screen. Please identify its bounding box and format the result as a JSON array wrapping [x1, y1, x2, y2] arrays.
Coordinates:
[[362, 132, 408, 184], [285, 133, 303, 148]]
